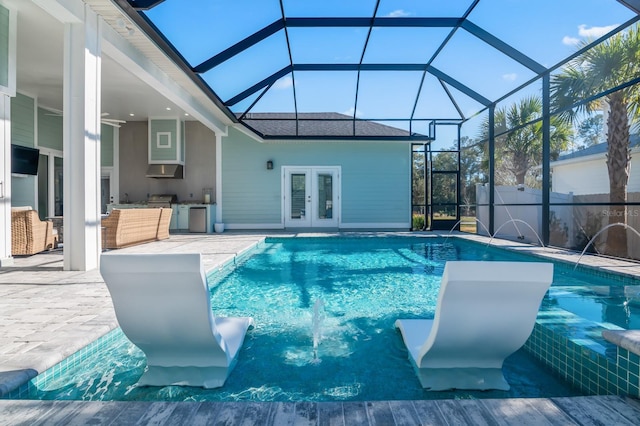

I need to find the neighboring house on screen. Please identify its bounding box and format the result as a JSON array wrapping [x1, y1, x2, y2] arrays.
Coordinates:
[[551, 135, 640, 195], [550, 135, 640, 257]]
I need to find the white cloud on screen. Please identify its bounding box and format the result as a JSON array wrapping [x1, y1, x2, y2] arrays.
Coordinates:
[[578, 24, 619, 39], [274, 76, 293, 90], [387, 9, 410, 17], [563, 24, 620, 45], [342, 107, 364, 118], [502, 73, 517, 82], [562, 36, 580, 46]]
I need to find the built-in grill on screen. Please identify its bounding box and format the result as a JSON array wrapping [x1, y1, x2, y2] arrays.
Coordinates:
[[147, 194, 178, 208]]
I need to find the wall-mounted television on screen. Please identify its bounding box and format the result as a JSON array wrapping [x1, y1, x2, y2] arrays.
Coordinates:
[[11, 144, 40, 176]]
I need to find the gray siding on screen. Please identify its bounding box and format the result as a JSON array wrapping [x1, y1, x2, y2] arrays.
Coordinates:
[[37, 108, 63, 151], [221, 128, 411, 227], [11, 93, 34, 147], [0, 5, 9, 88], [11, 175, 35, 207], [10, 94, 35, 207]]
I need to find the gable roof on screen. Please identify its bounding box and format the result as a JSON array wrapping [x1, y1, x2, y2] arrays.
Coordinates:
[[239, 112, 425, 140], [555, 134, 640, 163]]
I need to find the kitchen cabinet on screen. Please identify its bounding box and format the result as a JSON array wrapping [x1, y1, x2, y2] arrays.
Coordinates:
[[170, 204, 216, 233], [176, 205, 190, 230]]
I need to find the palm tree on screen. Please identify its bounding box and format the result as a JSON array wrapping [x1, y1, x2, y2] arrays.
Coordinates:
[[481, 96, 572, 187], [551, 25, 640, 258]]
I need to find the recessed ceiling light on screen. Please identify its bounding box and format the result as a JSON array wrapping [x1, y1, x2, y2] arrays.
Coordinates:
[[184, 113, 189, 116], [166, 107, 172, 111], [129, 113, 135, 117]]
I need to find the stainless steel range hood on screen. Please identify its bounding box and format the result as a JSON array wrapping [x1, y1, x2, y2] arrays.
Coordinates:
[[145, 164, 184, 179]]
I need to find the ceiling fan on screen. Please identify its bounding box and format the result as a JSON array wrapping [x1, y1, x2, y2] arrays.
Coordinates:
[[100, 112, 127, 128], [43, 110, 126, 128]]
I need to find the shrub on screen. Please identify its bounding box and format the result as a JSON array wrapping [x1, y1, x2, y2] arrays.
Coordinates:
[[412, 214, 426, 231]]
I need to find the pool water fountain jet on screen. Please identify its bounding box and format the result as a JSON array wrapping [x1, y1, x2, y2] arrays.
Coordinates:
[[488, 218, 545, 248], [445, 217, 491, 242], [312, 299, 325, 363], [574, 222, 640, 270]]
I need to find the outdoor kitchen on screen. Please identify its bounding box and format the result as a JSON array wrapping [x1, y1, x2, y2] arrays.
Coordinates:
[[105, 120, 218, 233]]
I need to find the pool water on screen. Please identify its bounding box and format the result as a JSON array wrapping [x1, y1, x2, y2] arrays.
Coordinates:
[[12, 237, 638, 402]]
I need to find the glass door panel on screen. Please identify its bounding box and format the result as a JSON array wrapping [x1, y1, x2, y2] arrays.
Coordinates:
[[291, 173, 308, 220], [284, 166, 340, 228], [101, 176, 111, 214], [313, 170, 338, 227], [285, 170, 311, 227], [54, 157, 63, 216]]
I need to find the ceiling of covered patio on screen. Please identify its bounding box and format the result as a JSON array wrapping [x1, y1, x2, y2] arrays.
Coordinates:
[[116, 0, 639, 140]]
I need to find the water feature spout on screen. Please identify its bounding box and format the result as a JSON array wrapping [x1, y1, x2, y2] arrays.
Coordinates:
[[312, 299, 325, 361], [488, 219, 545, 248], [445, 217, 491, 242], [574, 222, 640, 270]]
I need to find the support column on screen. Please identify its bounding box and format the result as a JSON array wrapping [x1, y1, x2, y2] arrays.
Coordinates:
[[542, 74, 551, 247], [215, 134, 222, 222], [0, 95, 12, 266], [62, 4, 102, 271], [0, 1, 16, 267], [488, 105, 495, 236]]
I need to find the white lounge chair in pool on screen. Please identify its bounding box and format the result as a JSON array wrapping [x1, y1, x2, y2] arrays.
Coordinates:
[[395, 261, 553, 391], [100, 252, 254, 389]]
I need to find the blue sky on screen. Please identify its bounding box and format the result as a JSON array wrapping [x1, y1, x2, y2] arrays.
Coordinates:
[[144, 0, 637, 143]]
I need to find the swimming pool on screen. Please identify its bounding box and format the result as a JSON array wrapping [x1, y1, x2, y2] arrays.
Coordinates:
[[8, 237, 638, 402]]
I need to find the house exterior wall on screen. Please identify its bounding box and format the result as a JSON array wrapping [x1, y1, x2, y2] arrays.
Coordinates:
[[552, 152, 640, 195], [37, 107, 63, 151], [11, 92, 34, 147], [10, 92, 35, 206], [0, 4, 9, 89], [221, 128, 411, 229], [10, 94, 116, 209]]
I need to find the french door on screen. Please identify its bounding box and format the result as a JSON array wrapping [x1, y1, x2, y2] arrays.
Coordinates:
[[283, 166, 340, 228]]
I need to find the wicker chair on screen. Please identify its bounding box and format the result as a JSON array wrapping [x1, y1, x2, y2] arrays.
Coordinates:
[[11, 208, 56, 256]]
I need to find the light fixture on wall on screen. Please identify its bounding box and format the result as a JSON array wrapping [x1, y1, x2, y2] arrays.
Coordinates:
[[266, 160, 274, 170]]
